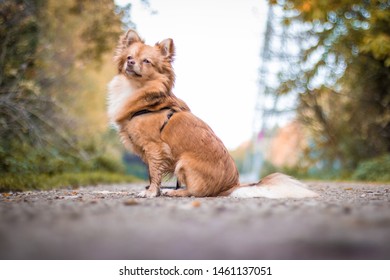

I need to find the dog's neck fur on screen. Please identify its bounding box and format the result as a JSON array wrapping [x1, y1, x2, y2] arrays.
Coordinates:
[[107, 75, 133, 130], [107, 74, 173, 129]]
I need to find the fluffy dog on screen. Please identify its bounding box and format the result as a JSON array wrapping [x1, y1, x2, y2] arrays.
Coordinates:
[[107, 29, 318, 199]]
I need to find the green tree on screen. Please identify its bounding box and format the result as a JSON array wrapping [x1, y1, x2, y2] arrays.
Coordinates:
[[270, 0, 390, 174], [0, 0, 132, 176]]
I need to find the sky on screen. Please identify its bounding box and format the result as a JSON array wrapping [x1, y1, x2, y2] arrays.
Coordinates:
[[116, 0, 269, 150]]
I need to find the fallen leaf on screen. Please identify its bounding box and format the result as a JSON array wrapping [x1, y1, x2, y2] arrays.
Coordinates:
[[191, 201, 201, 208], [123, 199, 138, 206]]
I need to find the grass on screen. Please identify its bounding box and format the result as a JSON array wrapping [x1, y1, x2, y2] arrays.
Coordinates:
[[0, 172, 140, 192], [352, 155, 390, 182]]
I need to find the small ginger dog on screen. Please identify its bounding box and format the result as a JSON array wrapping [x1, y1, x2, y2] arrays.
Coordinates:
[[107, 29, 318, 199]]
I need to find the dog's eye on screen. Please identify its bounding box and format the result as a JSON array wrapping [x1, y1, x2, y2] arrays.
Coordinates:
[[127, 55, 133, 60], [143, 58, 151, 64]]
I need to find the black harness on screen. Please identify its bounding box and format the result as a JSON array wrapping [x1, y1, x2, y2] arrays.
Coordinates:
[[131, 109, 153, 118], [159, 109, 175, 132], [130, 107, 176, 133]]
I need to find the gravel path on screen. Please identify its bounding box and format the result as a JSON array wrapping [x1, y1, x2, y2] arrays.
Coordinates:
[[1, 181, 389, 259]]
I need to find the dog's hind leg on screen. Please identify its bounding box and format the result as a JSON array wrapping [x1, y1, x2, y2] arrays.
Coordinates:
[[161, 188, 191, 197], [162, 157, 210, 197]]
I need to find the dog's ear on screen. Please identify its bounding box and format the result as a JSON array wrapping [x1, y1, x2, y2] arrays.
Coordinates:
[[156, 38, 175, 62], [114, 29, 143, 72], [120, 29, 142, 48]]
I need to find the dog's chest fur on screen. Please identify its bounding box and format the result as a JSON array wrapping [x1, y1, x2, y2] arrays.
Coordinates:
[[107, 75, 136, 129]]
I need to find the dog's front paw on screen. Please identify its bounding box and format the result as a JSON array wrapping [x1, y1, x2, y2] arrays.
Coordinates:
[[137, 189, 160, 198]]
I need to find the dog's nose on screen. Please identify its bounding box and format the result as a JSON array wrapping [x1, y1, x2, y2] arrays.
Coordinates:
[[127, 56, 136, 65]]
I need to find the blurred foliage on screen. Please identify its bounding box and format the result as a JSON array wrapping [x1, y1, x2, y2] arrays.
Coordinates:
[[270, 0, 390, 176], [0, 172, 139, 193], [260, 160, 353, 181], [352, 154, 390, 182], [0, 0, 145, 190], [229, 142, 248, 173], [123, 152, 149, 180]]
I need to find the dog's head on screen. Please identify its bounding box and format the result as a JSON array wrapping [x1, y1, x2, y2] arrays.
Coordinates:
[[114, 29, 175, 86]]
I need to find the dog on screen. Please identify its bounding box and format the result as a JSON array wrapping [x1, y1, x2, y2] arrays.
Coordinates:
[[107, 29, 318, 199]]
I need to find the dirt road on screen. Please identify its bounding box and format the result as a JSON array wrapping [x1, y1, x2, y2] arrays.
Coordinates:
[[1, 181, 389, 259]]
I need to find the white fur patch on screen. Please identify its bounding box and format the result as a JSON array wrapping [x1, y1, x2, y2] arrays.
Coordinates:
[[107, 75, 136, 129], [137, 190, 159, 198], [231, 174, 318, 199]]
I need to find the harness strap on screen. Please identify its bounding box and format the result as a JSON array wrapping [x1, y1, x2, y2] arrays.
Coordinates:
[[160, 109, 176, 133], [130, 107, 176, 133], [130, 106, 172, 120], [131, 109, 152, 119]]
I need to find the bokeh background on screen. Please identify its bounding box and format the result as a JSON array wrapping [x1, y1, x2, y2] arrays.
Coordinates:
[[0, 0, 389, 192]]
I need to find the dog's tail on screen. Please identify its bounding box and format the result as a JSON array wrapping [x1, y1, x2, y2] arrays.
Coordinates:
[[229, 172, 318, 199]]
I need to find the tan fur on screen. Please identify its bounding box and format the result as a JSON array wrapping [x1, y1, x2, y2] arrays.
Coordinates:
[[108, 29, 318, 199], [109, 29, 189, 125], [121, 110, 239, 197]]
